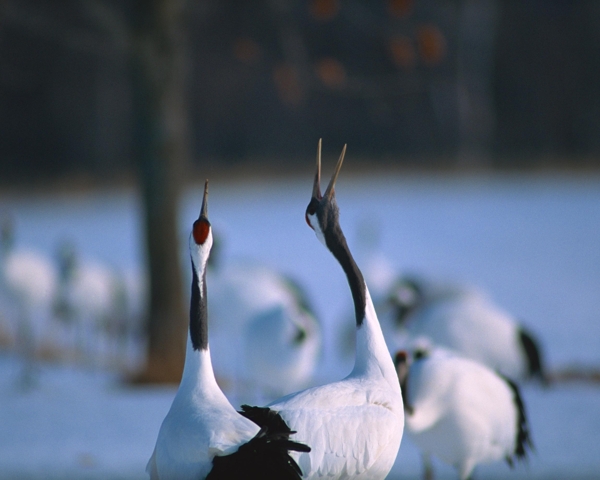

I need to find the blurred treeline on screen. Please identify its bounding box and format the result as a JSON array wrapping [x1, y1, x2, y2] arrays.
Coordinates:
[[2, 0, 600, 185]]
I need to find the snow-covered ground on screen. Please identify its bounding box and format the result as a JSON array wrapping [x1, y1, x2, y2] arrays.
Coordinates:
[[1, 171, 599, 479]]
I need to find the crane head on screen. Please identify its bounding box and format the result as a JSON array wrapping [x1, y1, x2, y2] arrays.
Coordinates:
[[192, 180, 211, 246], [305, 139, 347, 245]]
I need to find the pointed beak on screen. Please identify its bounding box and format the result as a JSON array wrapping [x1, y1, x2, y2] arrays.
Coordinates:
[[323, 144, 347, 200], [200, 179, 209, 220], [312, 138, 322, 200]]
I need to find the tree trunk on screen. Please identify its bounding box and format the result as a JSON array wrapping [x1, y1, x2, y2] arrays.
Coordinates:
[[131, 0, 189, 383]]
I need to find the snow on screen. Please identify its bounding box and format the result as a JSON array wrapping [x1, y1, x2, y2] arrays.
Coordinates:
[[1, 171, 599, 479]]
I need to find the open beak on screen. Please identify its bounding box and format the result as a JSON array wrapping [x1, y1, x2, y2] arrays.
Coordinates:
[[312, 140, 347, 201], [324, 143, 346, 200]]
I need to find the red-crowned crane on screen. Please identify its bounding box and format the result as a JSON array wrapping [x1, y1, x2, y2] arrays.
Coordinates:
[[395, 346, 533, 480], [147, 181, 309, 480], [386, 276, 547, 383], [264, 141, 404, 479]]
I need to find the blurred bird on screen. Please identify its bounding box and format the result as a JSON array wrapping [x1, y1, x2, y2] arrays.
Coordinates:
[[395, 346, 533, 480], [265, 141, 404, 479], [147, 181, 309, 480], [53, 240, 133, 368], [206, 238, 321, 399], [385, 276, 547, 383], [356, 217, 395, 297], [0, 215, 57, 386]]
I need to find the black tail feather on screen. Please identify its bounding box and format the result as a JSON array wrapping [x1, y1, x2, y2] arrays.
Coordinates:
[[206, 406, 310, 480], [239, 405, 294, 434], [501, 375, 534, 466], [518, 326, 548, 384]]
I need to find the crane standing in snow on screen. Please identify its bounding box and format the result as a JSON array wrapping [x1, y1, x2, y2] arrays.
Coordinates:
[[263, 140, 404, 479], [386, 276, 547, 383], [395, 346, 533, 480], [147, 181, 310, 479]]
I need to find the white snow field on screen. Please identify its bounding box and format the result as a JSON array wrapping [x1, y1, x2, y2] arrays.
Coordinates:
[[1, 171, 599, 479]]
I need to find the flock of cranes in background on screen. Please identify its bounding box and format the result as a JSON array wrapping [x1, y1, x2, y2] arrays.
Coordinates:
[[0, 141, 547, 479], [0, 217, 143, 382]]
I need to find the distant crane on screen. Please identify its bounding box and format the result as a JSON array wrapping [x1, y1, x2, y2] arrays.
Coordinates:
[[147, 181, 310, 479], [207, 238, 321, 399], [385, 276, 547, 383], [0, 216, 57, 387], [53, 240, 133, 368], [395, 346, 533, 480]]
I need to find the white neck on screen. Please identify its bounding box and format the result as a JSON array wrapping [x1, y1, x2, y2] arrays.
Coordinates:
[[351, 284, 401, 392], [178, 335, 222, 396]]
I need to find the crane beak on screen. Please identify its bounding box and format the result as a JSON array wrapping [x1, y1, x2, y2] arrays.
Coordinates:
[[200, 179, 209, 219], [312, 139, 322, 200], [323, 144, 347, 200]]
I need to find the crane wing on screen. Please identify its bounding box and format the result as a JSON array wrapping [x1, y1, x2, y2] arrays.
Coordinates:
[[269, 379, 404, 478]]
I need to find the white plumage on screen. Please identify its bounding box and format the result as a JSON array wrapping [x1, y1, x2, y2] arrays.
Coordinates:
[[395, 346, 533, 480], [0, 217, 57, 320], [148, 183, 257, 479], [2, 249, 58, 310], [208, 259, 321, 397], [385, 277, 547, 382], [53, 241, 132, 366], [0, 218, 58, 380], [243, 301, 321, 395], [148, 181, 308, 480], [266, 141, 404, 479]]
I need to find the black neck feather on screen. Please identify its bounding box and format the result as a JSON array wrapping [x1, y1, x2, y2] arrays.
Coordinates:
[[190, 259, 208, 351], [322, 207, 366, 327]]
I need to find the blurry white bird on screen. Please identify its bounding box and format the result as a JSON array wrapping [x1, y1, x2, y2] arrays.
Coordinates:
[[147, 181, 310, 480], [207, 238, 321, 398], [395, 346, 533, 480], [53, 241, 131, 367], [0, 216, 57, 385], [0, 217, 58, 316], [242, 298, 321, 396], [385, 276, 547, 383], [265, 141, 404, 479], [355, 217, 395, 300]]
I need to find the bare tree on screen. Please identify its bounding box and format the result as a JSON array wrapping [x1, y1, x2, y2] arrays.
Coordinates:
[[2, 0, 192, 382], [129, 0, 190, 383]]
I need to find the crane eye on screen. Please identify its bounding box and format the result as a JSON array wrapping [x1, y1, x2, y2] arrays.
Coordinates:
[[306, 198, 319, 214], [192, 218, 210, 245]]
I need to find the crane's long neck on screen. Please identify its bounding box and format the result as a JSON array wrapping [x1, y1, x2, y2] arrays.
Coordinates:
[[178, 255, 220, 395], [325, 222, 399, 389], [326, 223, 366, 327], [190, 263, 208, 351]]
